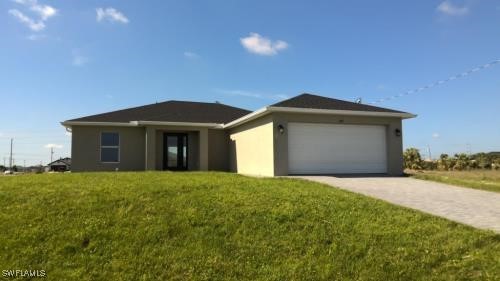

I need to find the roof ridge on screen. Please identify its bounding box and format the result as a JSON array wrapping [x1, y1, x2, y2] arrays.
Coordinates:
[[286, 93, 357, 103], [65, 98, 252, 124], [271, 93, 408, 114], [66, 99, 251, 122]]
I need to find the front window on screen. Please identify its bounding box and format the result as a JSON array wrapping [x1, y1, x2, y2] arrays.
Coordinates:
[[101, 132, 119, 163]]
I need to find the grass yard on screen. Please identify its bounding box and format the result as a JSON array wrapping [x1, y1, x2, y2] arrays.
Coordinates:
[[408, 170, 500, 193], [0, 172, 499, 281]]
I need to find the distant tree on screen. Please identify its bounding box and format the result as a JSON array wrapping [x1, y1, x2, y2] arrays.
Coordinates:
[[487, 152, 500, 158], [422, 160, 437, 170], [0, 165, 5, 172], [12, 165, 18, 172], [493, 159, 500, 170], [404, 148, 423, 170], [472, 153, 490, 169], [469, 159, 478, 169], [437, 154, 450, 171], [453, 153, 470, 171]]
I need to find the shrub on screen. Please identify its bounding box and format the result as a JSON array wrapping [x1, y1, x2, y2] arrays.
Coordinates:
[[437, 154, 450, 171], [422, 160, 437, 170], [453, 153, 470, 171], [404, 148, 423, 170]]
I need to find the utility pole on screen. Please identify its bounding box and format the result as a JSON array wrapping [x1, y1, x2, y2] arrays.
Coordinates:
[[9, 138, 13, 170], [427, 145, 432, 161], [50, 147, 54, 163]]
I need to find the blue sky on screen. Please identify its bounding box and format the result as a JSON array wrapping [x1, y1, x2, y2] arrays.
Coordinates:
[[1, 0, 499, 166]]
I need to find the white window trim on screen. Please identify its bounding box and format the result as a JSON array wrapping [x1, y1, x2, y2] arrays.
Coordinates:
[[100, 132, 120, 163]]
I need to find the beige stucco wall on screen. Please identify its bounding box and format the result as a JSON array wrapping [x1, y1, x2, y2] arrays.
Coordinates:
[[71, 126, 146, 172], [229, 115, 275, 176], [208, 129, 230, 171], [272, 113, 404, 176], [71, 125, 227, 172]]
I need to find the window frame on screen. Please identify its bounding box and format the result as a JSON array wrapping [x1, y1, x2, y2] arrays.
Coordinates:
[[100, 132, 120, 163]]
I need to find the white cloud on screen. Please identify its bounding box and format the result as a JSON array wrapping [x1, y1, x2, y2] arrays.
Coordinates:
[[72, 50, 89, 67], [14, 0, 58, 19], [31, 3, 56, 20], [8, 9, 45, 31], [215, 89, 288, 101], [96, 8, 129, 24], [65, 132, 72, 137], [437, 1, 469, 16], [72, 55, 88, 66], [221, 89, 262, 99], [26, 33, 46, 40], [273, 94, 290, 100], [183, 51, 199, 59], [432, 133, 440, 138], [45, 143, 63, 149], [240, 33, 288, 56], [9, 0, 57, 31]]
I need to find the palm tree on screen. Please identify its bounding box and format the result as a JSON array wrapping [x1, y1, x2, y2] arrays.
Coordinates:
[[453, 153, 470, 171]]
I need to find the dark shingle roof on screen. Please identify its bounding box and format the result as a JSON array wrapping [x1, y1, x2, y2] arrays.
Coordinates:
[[67, 101, 251, 124], [48, 157, 71, 166], [271, 93, 406, 113]]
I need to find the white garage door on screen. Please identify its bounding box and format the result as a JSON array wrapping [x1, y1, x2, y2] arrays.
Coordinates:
[[288, 123, 387, 174]]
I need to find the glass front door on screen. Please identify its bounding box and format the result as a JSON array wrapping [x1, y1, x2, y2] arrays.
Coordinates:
[[163, 133, 188, 170]]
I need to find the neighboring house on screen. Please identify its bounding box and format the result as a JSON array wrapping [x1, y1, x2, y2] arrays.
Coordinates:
[[47, 157, 71, 172], [61, 93, 416, 176]]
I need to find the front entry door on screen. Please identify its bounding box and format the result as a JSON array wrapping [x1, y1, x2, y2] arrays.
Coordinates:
[[163, 133, 188, 170]]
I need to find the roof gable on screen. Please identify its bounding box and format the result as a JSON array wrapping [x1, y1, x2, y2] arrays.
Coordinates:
[[271, 93, 406, 113]]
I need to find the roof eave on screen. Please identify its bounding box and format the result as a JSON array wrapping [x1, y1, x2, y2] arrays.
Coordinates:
[[135, 121, 223, 128], [267, 106, 417, 119], [223, 106, 416, 129], [61, 121, 138, 129], [61, 120, 224, 129]]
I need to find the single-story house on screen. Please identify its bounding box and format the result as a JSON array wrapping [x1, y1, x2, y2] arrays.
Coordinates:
[[46, 157, 71, 172], [61, 93, 416, 176]]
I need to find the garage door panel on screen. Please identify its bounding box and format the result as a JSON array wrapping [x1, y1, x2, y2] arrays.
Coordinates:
[[288, 123, 387, 174]]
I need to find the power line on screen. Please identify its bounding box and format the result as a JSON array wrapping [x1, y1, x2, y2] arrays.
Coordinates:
[[369, 59, 500, 104]]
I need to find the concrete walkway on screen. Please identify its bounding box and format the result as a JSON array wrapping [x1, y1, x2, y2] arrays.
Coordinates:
[[296, 176, 500, 233]]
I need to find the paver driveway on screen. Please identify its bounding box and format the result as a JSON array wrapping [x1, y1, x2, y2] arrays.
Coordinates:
[[296, 176, 500, 233]]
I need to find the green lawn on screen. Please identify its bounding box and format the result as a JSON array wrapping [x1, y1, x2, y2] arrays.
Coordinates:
[[0, 172, 499, 281], [408, 170, 500, 193]]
